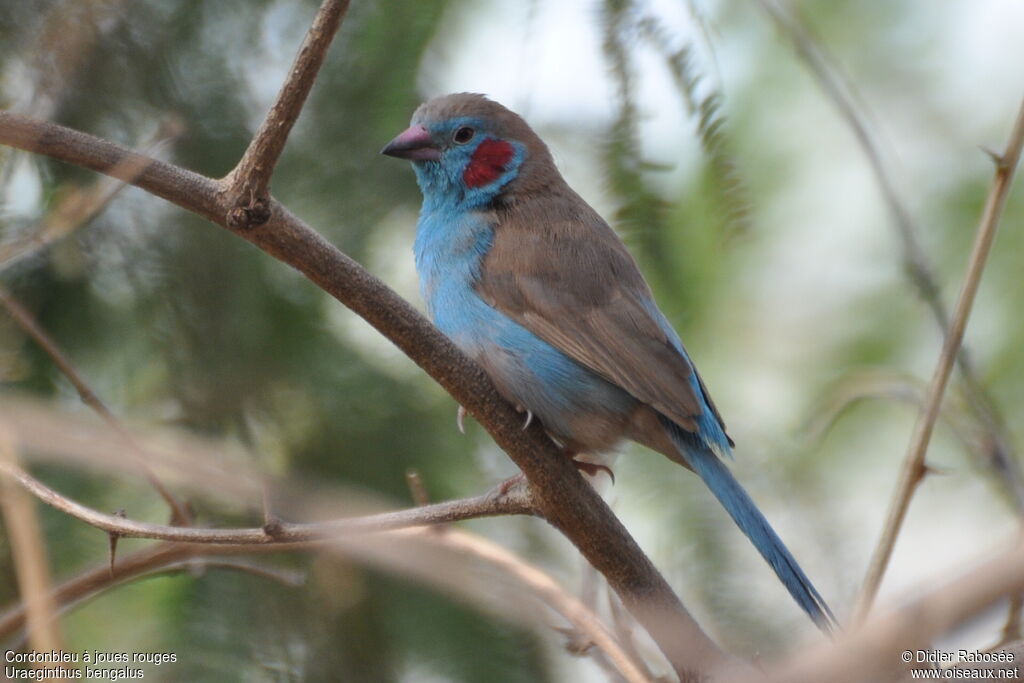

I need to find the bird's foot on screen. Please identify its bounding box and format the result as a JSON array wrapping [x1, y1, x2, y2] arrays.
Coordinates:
[[570, 459, 615, 484], [514, 404, 534, 430]]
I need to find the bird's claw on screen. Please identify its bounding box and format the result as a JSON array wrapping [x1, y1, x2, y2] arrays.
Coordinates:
[[572, 459, 615, 484], [456, 405, 467, 434], [513, 404, 534, 431]]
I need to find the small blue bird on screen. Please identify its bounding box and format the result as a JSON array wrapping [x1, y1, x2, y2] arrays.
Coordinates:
[[383, 93, 834, 630]]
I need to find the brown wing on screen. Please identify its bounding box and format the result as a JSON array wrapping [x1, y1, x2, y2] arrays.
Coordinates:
[[477, 191, 711, 434]]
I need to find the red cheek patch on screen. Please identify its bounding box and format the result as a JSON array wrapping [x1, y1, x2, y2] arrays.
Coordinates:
[[463, 139, 515, 189]]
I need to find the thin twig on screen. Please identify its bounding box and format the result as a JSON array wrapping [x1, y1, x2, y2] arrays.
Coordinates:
[[0, 543, 263, 641], [187, 558, 305, 588], [856, 99, 1024, 620], [0, 117, 183, 274], [0, 110, 726, 680], [996, 593, 1023, 648], [397, 528, 653, 683], [0, 436, 66, 659], [0, 526, 651, 683], [755, 0, 1024, 512], [0, 461, 534, 544], [224, 0, 351, 228], [0, 548, 306, 648], [0, 287, 191, 525]]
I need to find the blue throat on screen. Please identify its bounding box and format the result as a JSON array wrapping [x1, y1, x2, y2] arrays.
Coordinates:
[[411, 148, 635, 441]]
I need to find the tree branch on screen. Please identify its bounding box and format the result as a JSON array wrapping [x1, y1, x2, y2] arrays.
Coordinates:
[[224, 0, 351, 228], [0, 116, 182, 274], [0, 461, 533, 544], [0, 543, 300, 643], [0, 109, 727, 680], [856, 98, 1024, 619], [384, 527, 655, 683], [0, 547, 306, 648], [0, 483, 653, 682]]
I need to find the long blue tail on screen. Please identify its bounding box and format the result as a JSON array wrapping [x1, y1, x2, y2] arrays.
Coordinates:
[[660, 416, 836, 631]]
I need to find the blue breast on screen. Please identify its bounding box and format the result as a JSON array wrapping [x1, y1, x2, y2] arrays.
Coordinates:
[[413, 206, 635, 444]]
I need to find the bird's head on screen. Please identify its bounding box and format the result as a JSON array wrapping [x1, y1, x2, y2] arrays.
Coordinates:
[[382, 93, 558, 208]]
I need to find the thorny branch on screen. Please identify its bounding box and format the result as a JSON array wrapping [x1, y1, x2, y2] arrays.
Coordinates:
[[757, 0, 1024, 635], [0, 461, 533, 544], [756, 0, 1024, 510], [856, 98, 1024, 619], [0, 462, 651, 682]]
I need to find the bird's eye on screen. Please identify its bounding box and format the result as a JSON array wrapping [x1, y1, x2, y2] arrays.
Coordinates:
[[453, 126, 475, 144]]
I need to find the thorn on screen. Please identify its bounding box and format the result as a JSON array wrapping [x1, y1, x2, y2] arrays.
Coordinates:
[[108, 509, 126, 577], [922, 463, 949, 477], [980, 145, 1005, 167], [522, 410, 533, 431], [456, 405, 467, 434], [406, 469, 430, 507]]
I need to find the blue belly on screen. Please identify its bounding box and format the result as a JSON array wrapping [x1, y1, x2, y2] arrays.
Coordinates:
[[432, 275, 636, 446], [414, 208, 636, 450]]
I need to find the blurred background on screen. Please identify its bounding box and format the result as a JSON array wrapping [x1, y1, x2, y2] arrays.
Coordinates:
[[1, 0, 1023, 680]]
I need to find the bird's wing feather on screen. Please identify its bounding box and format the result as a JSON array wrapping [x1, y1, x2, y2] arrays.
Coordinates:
[[477, 192, 726, 436]]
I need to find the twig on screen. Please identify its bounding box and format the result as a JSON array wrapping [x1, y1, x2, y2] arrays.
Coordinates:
[[0, 117, 182, 274], [0, 525, 651, 683], [224, 0, 351, 228], [0, 436, 65, 659], [755, 0, 1024, 512], [0, 286, 192, 525], [387, 528, 653, 683], [803, 370, 980, 456], [0, 110, 726, 680], [0, 450, 659, 681], [0, 546, 306, 648], [187, 558, 305, 588], [0, 461, 533, 544], [856, 99, 1024, 620], [996, 593, 1023, 648]]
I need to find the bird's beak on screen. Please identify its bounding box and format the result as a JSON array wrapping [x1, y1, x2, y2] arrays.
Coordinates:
[[381, 125, 441, 161]]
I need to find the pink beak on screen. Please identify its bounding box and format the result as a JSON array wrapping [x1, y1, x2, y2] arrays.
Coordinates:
[[381, 125, 441, 161]]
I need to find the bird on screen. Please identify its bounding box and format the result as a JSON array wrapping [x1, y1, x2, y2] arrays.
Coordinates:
[[382, 92, 834, 630]]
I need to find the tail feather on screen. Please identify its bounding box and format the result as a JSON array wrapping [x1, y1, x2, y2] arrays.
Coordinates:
[[660, 416, 836, 632]]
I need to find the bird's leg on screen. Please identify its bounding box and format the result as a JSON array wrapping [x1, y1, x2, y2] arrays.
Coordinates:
[[457, 404, 530, 434]]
